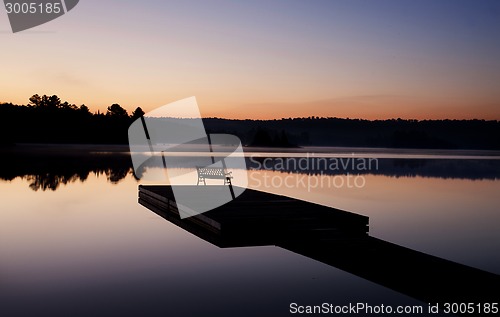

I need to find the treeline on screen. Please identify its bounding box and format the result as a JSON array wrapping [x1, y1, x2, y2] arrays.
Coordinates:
[[203, 117, 500, 150], [1, 95, 500, 149], [0, 94, 144, 144]]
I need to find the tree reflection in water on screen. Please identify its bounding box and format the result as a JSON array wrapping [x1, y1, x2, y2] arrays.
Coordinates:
[[1, 145, 499, 191], [24, 167, 132, 191], [0, 146, 135, 191]]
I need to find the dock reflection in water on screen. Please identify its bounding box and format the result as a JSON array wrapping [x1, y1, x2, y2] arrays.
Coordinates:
[[139, 185, 500, 306]]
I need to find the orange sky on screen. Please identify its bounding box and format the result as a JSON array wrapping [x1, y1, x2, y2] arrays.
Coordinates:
[[1, 1, 499, 120]]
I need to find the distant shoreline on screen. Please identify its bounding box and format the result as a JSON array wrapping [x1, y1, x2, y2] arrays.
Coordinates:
[[3, 98, 500, 150], [3, 143, 500, 158]]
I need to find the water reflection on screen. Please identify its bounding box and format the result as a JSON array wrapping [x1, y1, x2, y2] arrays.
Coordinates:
[[0, 148, 134, 191], [1, 148, 498, 317], [247, 157, 500, 180], [1, 147, 499, 191], [139, 185, 500, 305], [23, 167, 132, 191]]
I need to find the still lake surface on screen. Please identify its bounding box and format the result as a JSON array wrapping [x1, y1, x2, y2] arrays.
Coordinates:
[[1, 146, 499, 316]]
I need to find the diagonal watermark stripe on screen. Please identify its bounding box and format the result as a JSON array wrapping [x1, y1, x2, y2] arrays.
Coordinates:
[[128, 97, 248, 219]]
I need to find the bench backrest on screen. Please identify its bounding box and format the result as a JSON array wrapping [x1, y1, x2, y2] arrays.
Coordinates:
[[197, 166, 226, 178]]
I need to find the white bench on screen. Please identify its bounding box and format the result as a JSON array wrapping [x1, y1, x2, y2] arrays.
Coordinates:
[[196, 166, 233, 185]]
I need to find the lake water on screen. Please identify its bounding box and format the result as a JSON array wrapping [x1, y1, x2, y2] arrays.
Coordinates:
[[0, 146, 499, 316]]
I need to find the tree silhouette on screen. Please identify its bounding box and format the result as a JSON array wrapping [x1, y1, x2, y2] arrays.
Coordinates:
[[28, 94, 42, 107], [29, 94, 61, 109], [78, 104, 91, 115], [131, 107, 145, 121], [106, 103, 128, 117]]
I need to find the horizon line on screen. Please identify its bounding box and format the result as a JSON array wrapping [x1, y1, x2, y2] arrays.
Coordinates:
[[2, 98, 499, 122]]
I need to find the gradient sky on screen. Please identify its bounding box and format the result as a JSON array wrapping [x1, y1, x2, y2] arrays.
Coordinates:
[[1, 0, 500, 119]]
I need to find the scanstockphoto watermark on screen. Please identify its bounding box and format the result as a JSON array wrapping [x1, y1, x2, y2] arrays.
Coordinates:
[[249, 154, 379, 191], [3, 0, 79, 33]]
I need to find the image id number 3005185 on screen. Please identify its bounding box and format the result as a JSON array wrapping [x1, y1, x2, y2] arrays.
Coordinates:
[[4, 2, 61, 14]]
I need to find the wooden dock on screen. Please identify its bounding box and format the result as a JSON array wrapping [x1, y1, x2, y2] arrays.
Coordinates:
[[138, 185, 500, 307], [139, 185, 369, 247]]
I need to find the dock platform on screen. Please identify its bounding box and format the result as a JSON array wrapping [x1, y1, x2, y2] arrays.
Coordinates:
[[139, 185, 369, 247]]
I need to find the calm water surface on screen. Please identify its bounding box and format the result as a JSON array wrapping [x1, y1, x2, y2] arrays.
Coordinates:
[[0, 149, 499, 317]]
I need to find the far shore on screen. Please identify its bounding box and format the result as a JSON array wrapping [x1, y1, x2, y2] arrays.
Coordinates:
[[0, 143, 131, 155], [2, 143, 500, 158]]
